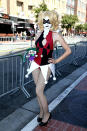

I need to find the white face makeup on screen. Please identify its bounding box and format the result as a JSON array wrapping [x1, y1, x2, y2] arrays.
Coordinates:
[[43, 16, 51, 38], [43, 16, 51, 31]]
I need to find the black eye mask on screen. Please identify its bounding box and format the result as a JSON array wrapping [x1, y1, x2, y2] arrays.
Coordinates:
[[43, 19, 50, 24]]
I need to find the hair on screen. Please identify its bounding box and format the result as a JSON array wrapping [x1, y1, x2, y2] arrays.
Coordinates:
[[37, 10, 59, 31]]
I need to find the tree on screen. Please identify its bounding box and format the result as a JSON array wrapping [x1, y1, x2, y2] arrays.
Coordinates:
[[33, 1, 49, 22], [83, 23, 87, 31], [75, 24, 84, 33], [61, 14, 78, 34]]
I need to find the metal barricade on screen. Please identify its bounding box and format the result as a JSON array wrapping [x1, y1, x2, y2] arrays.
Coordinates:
[[53, 42, 87, 75], [0, 51, 30, 98], [20, 48, 36, 98], [20, 41, 87, 98], [0, 37, 14, 42], [20, 51, 32, 98], [53, 44, 75, 67], [0, 40, 87, 98], [0, 36, 31, 42], [0, 54, 20, 97], [72, 42, 87, 66]]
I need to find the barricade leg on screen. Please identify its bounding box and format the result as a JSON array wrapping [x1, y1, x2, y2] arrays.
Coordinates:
[[54, 47, 62, 76], [20, 58, 30, 98], [72, 44, 79, 66]]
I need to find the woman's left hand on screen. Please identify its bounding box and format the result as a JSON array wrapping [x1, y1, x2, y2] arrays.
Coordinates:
[[48, 58, 57, 64]]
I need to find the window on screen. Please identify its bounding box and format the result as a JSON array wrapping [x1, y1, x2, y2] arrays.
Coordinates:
[[66, 7, 70, 15], [67, 0, 71, 5], [28, 6, 33, 10], [82, 3, 86, 10], [71, 8, 74, 15], [77, 11, 80, 17], [78, 0, 81, 7], [28, 5, 34, 19], [81, 12, 86, 19], [71, 0, 75, 7], [17, 1, 23, 15]]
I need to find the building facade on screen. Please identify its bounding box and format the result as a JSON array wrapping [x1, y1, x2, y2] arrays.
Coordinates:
[[0, 0, 87, 26], [0, 0, 66, 23], [66, 0, 87, 24], [66, 0, 75, 15], [76, 0, 87, 24], [0, 0, 43, 22], [86, 4, 87, 22], [0, 0, 7, 13]]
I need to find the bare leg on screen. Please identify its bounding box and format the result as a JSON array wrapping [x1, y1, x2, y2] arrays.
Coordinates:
[[32, 68, 43, 118], [36, 67, 51, 122]]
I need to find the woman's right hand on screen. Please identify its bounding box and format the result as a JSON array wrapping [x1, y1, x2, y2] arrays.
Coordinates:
[[48, 58, 57, 64]]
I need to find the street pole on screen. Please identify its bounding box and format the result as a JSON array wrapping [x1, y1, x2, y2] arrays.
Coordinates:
[[12, 21, 15, 41]]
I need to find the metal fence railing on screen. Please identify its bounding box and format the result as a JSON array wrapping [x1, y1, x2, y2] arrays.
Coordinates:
[[0, 36, 33, 42], [0, 54, 20, 97], [0, 50, 31, 98], [0, 41, 87, 98]]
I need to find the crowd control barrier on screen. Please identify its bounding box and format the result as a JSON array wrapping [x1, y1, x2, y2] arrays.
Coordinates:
[[0, 50, 30, 98], [0, 36, 31, 42], [0, 41, 87, 98]]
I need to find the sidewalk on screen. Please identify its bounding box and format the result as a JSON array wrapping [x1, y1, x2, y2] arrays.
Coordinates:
[[21, 64, 87, 131], [33, 73, 87, 131], [0, 40, 35, 56]]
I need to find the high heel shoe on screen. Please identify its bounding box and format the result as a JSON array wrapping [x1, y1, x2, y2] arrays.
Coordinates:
[[37, 116, 42, 122], [39, 113, 52, 126]]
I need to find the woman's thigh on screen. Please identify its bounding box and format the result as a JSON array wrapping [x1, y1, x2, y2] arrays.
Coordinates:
[[32, 68, 40, 85], [36, 67, 51, 91]]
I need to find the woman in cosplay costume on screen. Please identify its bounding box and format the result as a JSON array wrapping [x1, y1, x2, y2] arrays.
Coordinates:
[[26, 11, 71, 126]]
